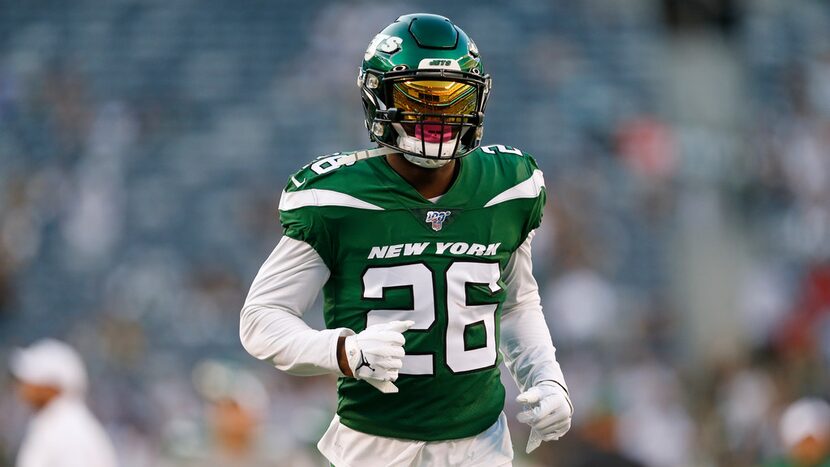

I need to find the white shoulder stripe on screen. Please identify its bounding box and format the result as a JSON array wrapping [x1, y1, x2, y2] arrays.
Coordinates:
[[278, 188, 384, 211], [484, 169, 545, 207]]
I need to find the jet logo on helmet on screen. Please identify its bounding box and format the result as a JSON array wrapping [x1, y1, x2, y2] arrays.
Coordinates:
[[364, 34, 403, 60]]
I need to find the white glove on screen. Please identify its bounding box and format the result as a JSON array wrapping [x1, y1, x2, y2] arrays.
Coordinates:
[[516, 381, 573, 453], [344, 320, 413, 394]]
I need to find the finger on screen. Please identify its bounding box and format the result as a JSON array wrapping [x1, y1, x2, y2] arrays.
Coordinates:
[[541, 432, 561, 442], [373, 331, 406, 346], [389, 347, 406, 359], [522, 404, 570, 427], [540, 391, 567, 411], [384, 331, 407, 346], [518, 403, 555, 425], [376, 357, 403, 370], [380, 320, 415, 333], [364, 344, 405, 359], [540, 422, 570, 441], [366, 379, 398, 394], [535, 420, 570, 441], [549, 419, 571, 436], [533, 407, 571, 426], [534, 414, 571, 434], [517, 409, 536, 425], [533, 408, 569, 426], [516, 387, 543, 405]]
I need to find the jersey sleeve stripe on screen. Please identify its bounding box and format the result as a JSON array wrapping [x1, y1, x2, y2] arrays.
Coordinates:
[[483, 169, 545, 207], [278, 189, 385, 211]]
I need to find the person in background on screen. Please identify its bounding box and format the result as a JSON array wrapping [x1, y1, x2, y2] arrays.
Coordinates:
[[186, 359, 278, 467], [765, 397, 830, 467], [10, 338, 117, 467]]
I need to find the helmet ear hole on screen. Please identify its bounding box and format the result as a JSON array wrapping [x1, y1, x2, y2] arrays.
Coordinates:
[[371, 121, 385, 137], [365, 74, 380, 89]]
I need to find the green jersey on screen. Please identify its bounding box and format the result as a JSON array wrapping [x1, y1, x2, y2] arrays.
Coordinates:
[[279, 145, 546, 441]]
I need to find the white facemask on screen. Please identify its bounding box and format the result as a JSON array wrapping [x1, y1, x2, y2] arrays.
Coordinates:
[[403, 153, 451, 168], [393, 123, 467, 169]]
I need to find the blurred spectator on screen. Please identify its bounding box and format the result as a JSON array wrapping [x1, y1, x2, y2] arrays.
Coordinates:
[[614, 359, 694, 467], [544, 266, 619, 346], [568, 413, 645, 467], [0, 250, 13, 321], [764, 398, 830, 467], [158, 359, 322, 467], [9, 339, 117, 467], [777, 261, 830, 357]]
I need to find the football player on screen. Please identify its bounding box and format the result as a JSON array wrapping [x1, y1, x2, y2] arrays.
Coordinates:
[[240, 13, 572, 466]]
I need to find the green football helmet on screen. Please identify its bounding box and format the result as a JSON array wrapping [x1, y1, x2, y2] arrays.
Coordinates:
[[358, 13, 492, 168]]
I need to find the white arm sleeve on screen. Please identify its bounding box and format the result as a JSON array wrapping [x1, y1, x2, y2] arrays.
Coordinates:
[[499, 230, 568, 393], [239, 236, 354, 376]]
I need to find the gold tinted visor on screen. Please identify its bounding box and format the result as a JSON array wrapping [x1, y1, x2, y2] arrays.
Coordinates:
[[392, 80, 478, 122]]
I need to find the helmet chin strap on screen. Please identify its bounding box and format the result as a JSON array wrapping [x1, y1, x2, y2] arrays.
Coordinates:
[[340, 145, 450, 169], [341, 146, 397, 164], [403, 153, 451, 168]]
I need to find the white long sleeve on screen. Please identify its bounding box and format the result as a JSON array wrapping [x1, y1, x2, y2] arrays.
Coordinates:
[[239, 235, 354, 376], [499, 230, 568, 393]]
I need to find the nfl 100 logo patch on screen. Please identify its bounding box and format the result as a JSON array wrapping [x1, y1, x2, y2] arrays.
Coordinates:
[[425, 210, 451, 231]]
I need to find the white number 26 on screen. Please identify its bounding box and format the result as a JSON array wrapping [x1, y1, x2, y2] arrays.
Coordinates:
[[362, 262, 501, 375]]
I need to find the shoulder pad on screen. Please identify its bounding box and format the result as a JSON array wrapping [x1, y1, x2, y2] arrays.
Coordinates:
[[284, 152, 361, 193], [279, 151, 385, 212], [478, 144, 528, 157], [473, 144, 545, 208], [475, 144, 541, 174]]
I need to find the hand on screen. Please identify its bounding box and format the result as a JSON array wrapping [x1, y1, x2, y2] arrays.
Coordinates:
[[343, 320, 414, 393], [516, 381, 573, 453]]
